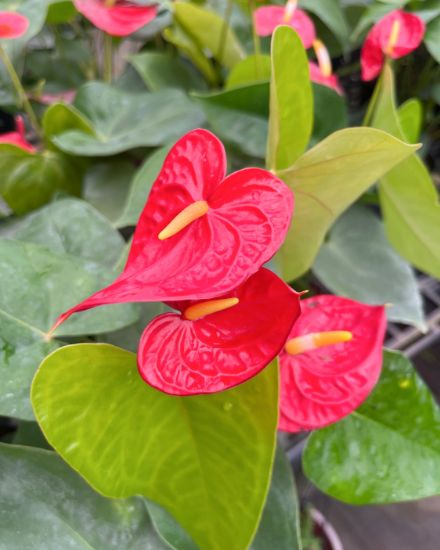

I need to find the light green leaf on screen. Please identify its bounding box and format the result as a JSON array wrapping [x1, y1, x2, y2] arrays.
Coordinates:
[[173, 1, 245, 69], [131, 51, 208, 92], [116, 146, 171, 228], [303, 350, 440, 504], [0, 444, 170, 549], [51, 82, 205, 156], [225, 55, 271, 89], [276, 127, 418, 281], [313, 205, 426, 330], [398, 98, 422, 144], [301, 0, 349, 45], [32, 344, 279, 550], [425, 16, 440, 62], [370, 64, 440, 279], [267, 26, 312, 171], [0, 145, 82, 215], [194, 83, 269, 158]]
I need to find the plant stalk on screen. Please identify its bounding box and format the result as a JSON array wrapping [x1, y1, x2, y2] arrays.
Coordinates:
[[218, 0, 234, 65], [248, 0, 262, 79], [0, 45, 42, 138], [103, 33, 113, 83]]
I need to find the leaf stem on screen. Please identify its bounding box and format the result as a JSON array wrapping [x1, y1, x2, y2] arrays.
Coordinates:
[[218, 0, 234, 65], [248, 0, 262, 79], [0, 45, 42, 138], [103, 33, 113, 83]]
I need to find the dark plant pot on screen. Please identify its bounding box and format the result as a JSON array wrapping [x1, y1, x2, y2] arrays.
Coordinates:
[[311, 507, 344, 550]]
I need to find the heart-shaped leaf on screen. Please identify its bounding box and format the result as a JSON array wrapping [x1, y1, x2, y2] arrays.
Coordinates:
[[303, 350, 440, 504], [0, 444, 170, 549], [50, 82, 205, 156], [276, 127, 419, 280], [313, 205, 426, 330], [32, 344, 279, 550]]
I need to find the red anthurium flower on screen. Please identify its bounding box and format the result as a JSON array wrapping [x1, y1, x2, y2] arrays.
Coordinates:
[[0, 116, 36, 153], [47, 129, 293, 336], [37, 90, 76, 105], [0, 11, 29, 39], [254, 0, 316, 48], [361, 9, 425, 81], [138, 268, 301, 395], [309, 40, 343, 95], [279, 295, 386, 432], [73, 0, 158, 37]]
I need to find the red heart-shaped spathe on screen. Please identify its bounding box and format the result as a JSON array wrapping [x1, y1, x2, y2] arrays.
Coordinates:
[[309, 62, 343, 96], [0, 11, 28, 39], [50, 129, 293, 332], [279, 295, 386, 432], [254, 6, 316, 48], [74, 0, 158, 37], [0, 116, 36, 153], [138, 268, 301, 395], [361, 9, 425, 81]]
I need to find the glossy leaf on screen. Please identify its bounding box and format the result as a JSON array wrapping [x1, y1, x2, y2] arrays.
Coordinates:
[[267, 26, 312, 171], [303, 350, 440, 504], [32, 344, 279, 550], [425, 16, 440, 63], [51, 82, 205, 156], [194, 83, 269, 158], [42, 102, 95, 148], [0, 444, 169, 549], [398, 98, 422, 143], [370, 64, 440, 279], [116, 146, 171, 228], [0, 144, 82, 215], [311, 83, 347, 144], [52, 129, 293, 330], [276, 127, 418, 281], [173, 2, 244, 69], [225, 55, 271, 89], [301, 0, 349, 45], [131, 51, 208, 92], [314, 205, 426, 330]]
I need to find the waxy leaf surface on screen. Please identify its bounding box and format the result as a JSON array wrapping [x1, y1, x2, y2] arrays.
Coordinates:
[[0, 444, 169, 549], [276, 127, 418, 280], [54, 129, 293, 329], [32, 344, 279, 550], [51, 82, 205, 156], [138, 268, 301, 395], [303, 350, 440, 504], [279, 295, 386, 432]]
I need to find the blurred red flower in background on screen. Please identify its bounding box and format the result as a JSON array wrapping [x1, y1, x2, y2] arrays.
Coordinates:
[[0, 11, 28, 39], [0, 116, 35, 153], [309, 39, 343, 95]]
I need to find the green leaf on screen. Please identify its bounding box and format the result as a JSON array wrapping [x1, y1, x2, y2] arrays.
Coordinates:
[[116, 146, 171, 228], [0, 145, 82, 215], [301, 0, 349, 45], [84, 160, 136, 224], [267, 26, 312, 171], [0, 444, 170, 549], [43, 102, 96, 147], [173, 2, 245, 69], [46, 0, 77, 24], [51, 82, 205, 156], [276, 127, 418, 281], [194, 83, 269, 158], [251, 444, 302, 550], [32, 344, 279, 550], [225, 55, 271, 89], [398, 98, 422, 144], [313, 205, 426, 330], [303, 350, 440, 504], [311, 83, 347, 144], [131, 51, 208, 92], [370, 64, 440, 279], [145, 501, 200, 550], [425, 16, 440, 62]]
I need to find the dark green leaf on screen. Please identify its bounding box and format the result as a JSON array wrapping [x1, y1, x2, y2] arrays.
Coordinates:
[[311, 83, 347, 144], [301, 0, 349, 45]]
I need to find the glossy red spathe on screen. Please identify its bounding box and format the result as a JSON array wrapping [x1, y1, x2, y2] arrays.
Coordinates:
[[138, 268, 301, 395], [254, 5, 316, 48], [73, 0, 158, 37], [361, 9, 425, 81], [279, 295, 386, 432], [0, 116, 36, 153], [49, 129, 293, 334], [0, 11, 29, 39], [309, 62, 343, 95]]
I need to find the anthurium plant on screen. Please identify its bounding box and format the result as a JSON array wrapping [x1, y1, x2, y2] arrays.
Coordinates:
[[0, 1, 439, 549]]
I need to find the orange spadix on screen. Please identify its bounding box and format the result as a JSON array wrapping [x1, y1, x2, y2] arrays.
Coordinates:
[[158, 200, 209, 240], [313, 39, 332, 78], [282, 0, 298, 22], [384, 20, 401, 56], [285, 330, 353, 356], [184, 297, 239, 321]]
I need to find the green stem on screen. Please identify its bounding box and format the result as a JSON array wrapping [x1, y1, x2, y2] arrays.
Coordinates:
[[0, 45, 42, 138], [248, 0, 261, 79], [218, 0, 234, 65], [103, 33, 113, 83]]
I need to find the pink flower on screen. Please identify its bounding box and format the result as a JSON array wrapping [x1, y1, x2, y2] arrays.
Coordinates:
[[73, 0, 158, 37], [0, 11, 29, 39], [309, 39, 343, 95], [254, 1, 316, 48], [361, 9, 425, 81], [0, 116, 36, 153]]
